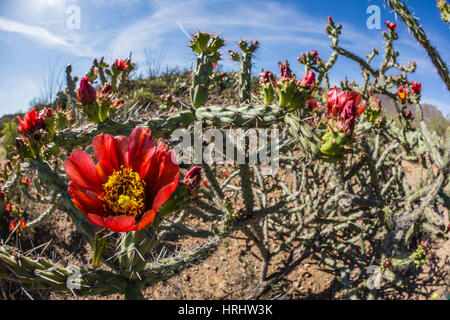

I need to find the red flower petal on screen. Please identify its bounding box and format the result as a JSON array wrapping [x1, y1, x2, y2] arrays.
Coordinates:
[[152, 176, 179, 212], [143, 143, 169, 194], [133, 210, 156, 231], [64, 150, 103, 194], [146, 150, 178, 197], [128, 127, 157, 177], [93, 134, 129, 177], [87, 214, 107, 228], [102, 215, 137, 232], [68, 181, 107, 217]]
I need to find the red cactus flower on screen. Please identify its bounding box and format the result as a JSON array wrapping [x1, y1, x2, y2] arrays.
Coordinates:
[[19, 219, 27, 229], [340, 95, 364, 136], [397, 85, 409, 101], [410, 81, 422, 95], [114, 59, 128, 71], [63, 127, 179, 232], [327, 87, 362, 116], [385, 21, 398, 30], [259, 70, 276, 84], [22, 177, 31, 186], [77, 77, 97, 106], [203, 181, 209, 187], [326, 87, 364, 136], [9, 219, 16, 232], [278, 61, 293, 81], [212, 62, 218, 69], [17, 108, 45, 134], [5, 203, 11, 212], [0, 190, 5, 202], [311, 50, 319, 57]]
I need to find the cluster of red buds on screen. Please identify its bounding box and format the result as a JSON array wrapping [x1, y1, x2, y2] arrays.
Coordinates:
[[396, 80, 421, 125], [258, 70, 276, 105], [398, 81, 422, 103], [364, 95, 385, 127], [380, 257, 392, 271], [401, 109, 414, 121], [297, 50, 324, 69], [385, 21, 398, 31], [320, 87, 365, 162], [412, 240, 434, 265], [258, 61, 316, 111]]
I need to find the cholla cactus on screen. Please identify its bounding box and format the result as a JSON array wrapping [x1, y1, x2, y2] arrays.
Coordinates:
[[229, 40, 259, 102], [0, 0, 448, 301], [189, 32, 225, 108]]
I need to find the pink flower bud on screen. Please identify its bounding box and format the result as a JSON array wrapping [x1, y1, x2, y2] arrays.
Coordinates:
[[184, 166, 202, 191], [259, 70, 276, 84], [77, 77, 97, 105]]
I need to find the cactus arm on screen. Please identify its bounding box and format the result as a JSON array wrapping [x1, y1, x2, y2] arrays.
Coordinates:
[[0, 245, 127, 295], [387, 0, 450, 91]]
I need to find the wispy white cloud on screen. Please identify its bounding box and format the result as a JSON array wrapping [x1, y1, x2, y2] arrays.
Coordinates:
[[0, 16, 103, 59], [0, 16, 70, 48]]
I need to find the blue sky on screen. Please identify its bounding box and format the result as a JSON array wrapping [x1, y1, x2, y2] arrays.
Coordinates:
[[0, 0, 449, 117]]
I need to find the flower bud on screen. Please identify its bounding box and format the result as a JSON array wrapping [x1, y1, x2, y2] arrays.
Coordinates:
[[77, 77, 97, 105], [278, 60, 293, 81], [259, 70, 276, 84], [184, 166, 202, 191]]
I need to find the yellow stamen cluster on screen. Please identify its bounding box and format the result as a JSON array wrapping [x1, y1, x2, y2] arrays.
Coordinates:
[[102, 166, 146, 217]]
